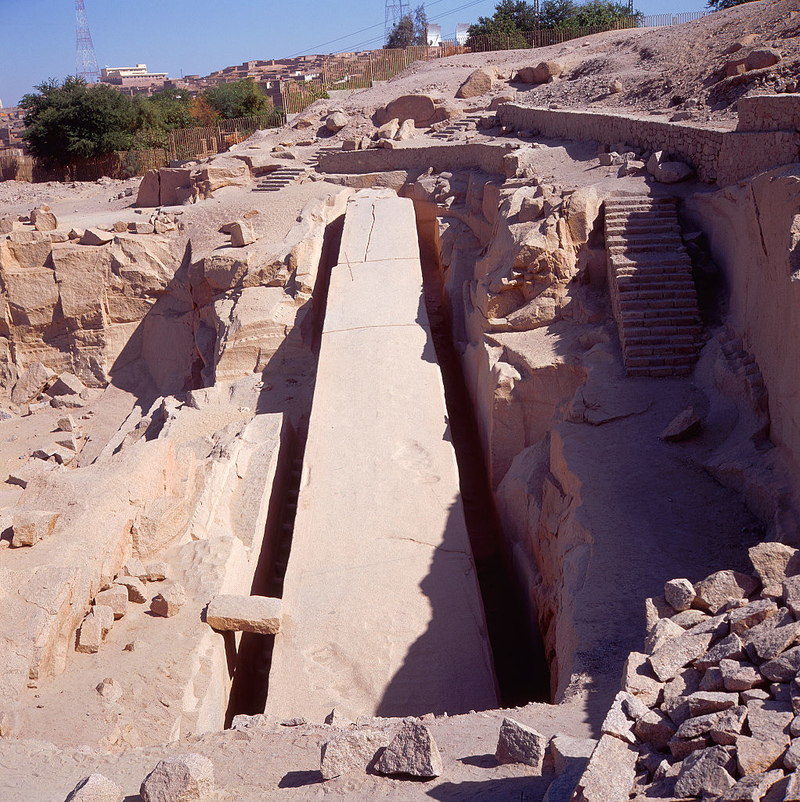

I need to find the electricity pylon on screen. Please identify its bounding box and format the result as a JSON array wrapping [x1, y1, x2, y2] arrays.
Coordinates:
[[76, 0, 100, 82]]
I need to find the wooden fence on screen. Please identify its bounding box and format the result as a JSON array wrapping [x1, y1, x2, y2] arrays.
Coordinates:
[[167, 112, 285, 160], [0, 149, 171, 183], [3, 13, 710, 182], [0, 112, 285, 184], [278, 20, 644, 115]]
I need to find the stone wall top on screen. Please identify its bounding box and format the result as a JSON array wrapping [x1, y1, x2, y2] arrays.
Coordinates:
[[318, 142, 515, 176], [496, 103, 800, 187], [737, 94, 800, 132]]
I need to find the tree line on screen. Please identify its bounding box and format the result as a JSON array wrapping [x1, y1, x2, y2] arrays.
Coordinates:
[[20, 77, 279, 167], [386, 0, 756, 49]]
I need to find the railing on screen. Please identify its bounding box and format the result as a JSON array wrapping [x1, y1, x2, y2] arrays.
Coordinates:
[[639, 11, 707, 27]]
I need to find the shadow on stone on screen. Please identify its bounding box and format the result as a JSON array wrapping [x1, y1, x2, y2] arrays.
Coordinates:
[[277, 769, 324, 788]]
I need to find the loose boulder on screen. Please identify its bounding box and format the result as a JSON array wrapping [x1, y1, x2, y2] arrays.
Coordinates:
[[456, 67, 496, 98], [660, 407, 702, 441], [320, 730, 389, 779], [517, 61, 563, 84], [495, 717, 547, 771], [11, 361, 53, 404], [140, 754, 214, 802], [745, 48, 781, 71], [64, 774, 124, 802], [10, 510, 59, 547], [81, 228, 114, 246], [31, 208, 58, 232], [229, 221, 256, 248], [150, 583, 188, 618], [374, 720, 443, 778], [137, 169, 161, 207], [377, 118, 400, 140], [395, 119, 416, 141], [326, 111, 348, 133], [382, 94, 435, 125], [205, 595, 282, 634]]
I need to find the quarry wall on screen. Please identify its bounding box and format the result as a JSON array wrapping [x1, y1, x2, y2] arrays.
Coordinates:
[[690, 163, 800, 488], [496, 103, 800, 186]]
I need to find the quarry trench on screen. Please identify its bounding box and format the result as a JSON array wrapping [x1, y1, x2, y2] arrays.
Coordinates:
[[249, 191, 553, 722], [6, 178, 770, 755]]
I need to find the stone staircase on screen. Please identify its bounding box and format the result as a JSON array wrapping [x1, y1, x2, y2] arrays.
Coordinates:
[[430, 114, 482, 140], [253, 166, 306, 192], [604, 196, 701, 378]]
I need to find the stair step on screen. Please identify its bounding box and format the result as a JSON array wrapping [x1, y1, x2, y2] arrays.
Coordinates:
[[616, 271, 693, 283], [623, 334, 697, 348], [623, 320, 702, 342], [608, 246, 686, 258], [624, 354, 697, 368], [606, 223, 681, 235], [605, 199, 676, 209], [627, 366, 692, 378], [625, 343, 698, 357], [607, 238, 684, 251], [617, 284, 696, 295], [621, 313, 700, 327]]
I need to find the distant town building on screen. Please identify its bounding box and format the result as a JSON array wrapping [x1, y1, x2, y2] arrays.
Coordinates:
[[100, 63, 169, 95], [0, 107, 26, 150]]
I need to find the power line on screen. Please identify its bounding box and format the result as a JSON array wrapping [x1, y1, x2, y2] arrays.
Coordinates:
[[285, 0, 487, 58], [343, 0, 488, 52]]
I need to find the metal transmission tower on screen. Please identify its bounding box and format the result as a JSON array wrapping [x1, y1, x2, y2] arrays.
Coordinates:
[[384, 0, 410, 45], [75, 0, 100, 82]]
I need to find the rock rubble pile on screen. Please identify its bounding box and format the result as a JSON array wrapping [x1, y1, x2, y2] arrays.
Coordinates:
[[578, 543, 800, 801]]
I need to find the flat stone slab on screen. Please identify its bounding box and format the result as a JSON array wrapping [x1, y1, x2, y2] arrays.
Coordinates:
[[265, 190, 498, 721], [206, 595, 282, 634]]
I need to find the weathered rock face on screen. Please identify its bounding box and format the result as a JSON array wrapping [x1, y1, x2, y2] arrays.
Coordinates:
[[690, 165, 800, 490], [0, 187, 352, 401], [0, 231, 178, 393], [64, 774, 124, 802], [466, 182, 600, 337]]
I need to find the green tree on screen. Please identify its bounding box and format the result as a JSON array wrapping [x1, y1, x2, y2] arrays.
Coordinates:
[[539, 0, 577, 28], [133, 88, 193, 148], [386, 14, 415, 48], [20, 76, 137, 167], [569, 0, 639, 27], [468, 0, 540, 37], [706, 0, 755, 9], [201, 78, 272, 120], [468, 0, 638, 43], [385, 4, 429, 48]]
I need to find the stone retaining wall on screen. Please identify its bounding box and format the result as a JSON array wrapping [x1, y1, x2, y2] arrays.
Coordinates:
[[737, 94, 800, 133], [496, 104, 800, 187], [318, 142, 515, 176]]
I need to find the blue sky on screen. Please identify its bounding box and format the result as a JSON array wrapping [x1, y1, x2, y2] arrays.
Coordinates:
[[1, 0, 708, 108]]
